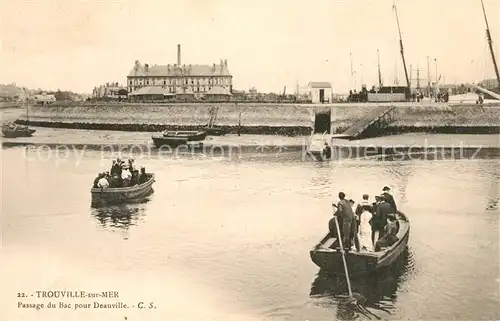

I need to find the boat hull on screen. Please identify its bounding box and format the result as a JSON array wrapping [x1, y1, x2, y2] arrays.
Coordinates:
[[2, 128, 36, 138], [162, 131, 207, 142], [201, 127, 226, 136], [152, 136, 188, 148], [310, 211, 410, 276], [90, 174, 155, 205]]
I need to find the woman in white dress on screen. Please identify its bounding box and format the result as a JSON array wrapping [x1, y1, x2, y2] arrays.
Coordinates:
[[358, 200, 374, 251]]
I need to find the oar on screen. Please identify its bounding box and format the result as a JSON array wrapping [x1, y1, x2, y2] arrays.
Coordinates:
[[333, 214, 366, 305], [334, 215, 354, 297]]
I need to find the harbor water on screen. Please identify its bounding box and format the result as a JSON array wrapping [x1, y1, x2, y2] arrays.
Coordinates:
[[1, 143, 499, 321]]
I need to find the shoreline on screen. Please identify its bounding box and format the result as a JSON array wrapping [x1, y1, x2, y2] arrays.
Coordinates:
[[8, 102, 500, 137], [2, 128, 498, 153]]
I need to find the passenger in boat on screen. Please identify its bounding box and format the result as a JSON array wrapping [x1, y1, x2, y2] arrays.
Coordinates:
[[382, 186, 397, 212], [128, 158, 136, 172], [356, 194, 373, 216], [374, 214, 399, 251], [333, 192, 360, 252], [358, 205, 374, 251], [110, 159, 122, 177], [121, 165, 132, 187], [98, 173, 110, 188], [349, 199, 359, 229], [138, 166, 149, 184], [130, 170, 139, 186], [93, 173, 104, 188], [109, 174, 120, 188], [370, 196, 385, 244]]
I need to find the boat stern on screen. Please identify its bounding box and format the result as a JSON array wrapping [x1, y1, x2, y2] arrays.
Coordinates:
[[310, 248, 379, 276]]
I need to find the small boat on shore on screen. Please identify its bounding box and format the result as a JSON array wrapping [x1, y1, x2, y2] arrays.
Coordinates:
[[151, 135, 189, 148], [91, 173, 155, 205], [151, 130, 207, 148], [2, 122, 36, 138], [2, 91, 36, 138], [201, 126, 226, 136], [163, 130, 207, 141], [310, 211, 410, 276]]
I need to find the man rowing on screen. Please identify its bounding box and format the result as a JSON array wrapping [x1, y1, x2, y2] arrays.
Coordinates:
[[333, 192, 360, 252]]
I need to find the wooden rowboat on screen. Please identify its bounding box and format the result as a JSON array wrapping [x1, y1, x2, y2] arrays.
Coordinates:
[[310, 211, 410, 276], [2, 123, 36, 138], [163, 130, 207, 141], [90, 174, 155, 205], [151, 135, 189, 148]]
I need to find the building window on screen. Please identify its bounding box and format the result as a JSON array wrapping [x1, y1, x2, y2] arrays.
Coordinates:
[[129, 81, 132, 85], [164, 80, 167, 85]]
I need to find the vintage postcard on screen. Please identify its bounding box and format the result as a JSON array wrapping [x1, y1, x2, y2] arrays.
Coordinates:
[[1, 0, 499, 320]]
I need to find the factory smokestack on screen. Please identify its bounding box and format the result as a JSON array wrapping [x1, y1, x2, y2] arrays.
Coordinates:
[[177, 44, 181, 65]]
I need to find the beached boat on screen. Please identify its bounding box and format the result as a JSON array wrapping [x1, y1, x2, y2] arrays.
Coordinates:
[[163, 130, 207, 141], [2, 123, 36, 138], [310, 211, 410, 275], [201, 126, 226, 136], [90, 174, 155, 204], [151, 135, 189, 148], [2, 91, 36, 138]]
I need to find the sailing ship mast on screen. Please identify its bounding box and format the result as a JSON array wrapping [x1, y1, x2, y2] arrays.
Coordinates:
[[480, 0, 500, 88], [350, 52, 356, 89], [377, 49, 383, 87], [24, 88, 30, 128], [393, 2, 411, 93], [427, 56, 431, 95]]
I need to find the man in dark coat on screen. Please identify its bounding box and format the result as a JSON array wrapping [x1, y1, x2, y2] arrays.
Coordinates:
[[375, 214, 399, 251], [371, 194, 395, 244], [382, 186, 397, 212], [333, 192, 360, 252]]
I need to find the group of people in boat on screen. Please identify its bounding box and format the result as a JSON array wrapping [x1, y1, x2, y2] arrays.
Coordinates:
[[330, 186, 399, 252], [92, 158, 149, 189]]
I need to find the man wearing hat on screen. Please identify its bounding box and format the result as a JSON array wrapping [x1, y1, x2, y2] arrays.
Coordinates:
[[382, 186, 397, 212]]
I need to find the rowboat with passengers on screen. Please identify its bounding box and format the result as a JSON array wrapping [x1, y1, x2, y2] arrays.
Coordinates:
[[310, 210, 410, 276]]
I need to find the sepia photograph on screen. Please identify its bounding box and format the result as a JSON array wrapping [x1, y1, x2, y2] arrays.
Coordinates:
[[1, 0, 499, 320]]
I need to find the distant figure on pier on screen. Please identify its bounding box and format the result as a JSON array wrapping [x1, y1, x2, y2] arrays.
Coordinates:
[[323, 142, 332, 160], [477, 93, 484, 105]]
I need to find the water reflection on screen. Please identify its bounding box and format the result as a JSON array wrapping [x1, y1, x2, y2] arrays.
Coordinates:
[[310, 248, 415, 320], [90, 191, 153, 231]]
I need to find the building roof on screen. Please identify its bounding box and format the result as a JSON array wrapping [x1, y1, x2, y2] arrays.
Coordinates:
[[308, 82, 332, 88], [129, 86, 174, 96], [128, 62, 232, 77]]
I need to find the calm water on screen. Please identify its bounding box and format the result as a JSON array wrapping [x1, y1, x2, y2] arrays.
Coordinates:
[[1, 146, 499, 321]]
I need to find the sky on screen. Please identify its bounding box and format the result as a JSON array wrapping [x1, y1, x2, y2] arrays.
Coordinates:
[[1, 0, 499, 94]]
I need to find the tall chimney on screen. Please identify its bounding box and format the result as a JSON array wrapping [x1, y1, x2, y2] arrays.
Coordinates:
[[177, 44, 181, 65]]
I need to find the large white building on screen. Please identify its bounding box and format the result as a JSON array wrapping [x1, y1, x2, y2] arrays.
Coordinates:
[[127, 45, 233, 100]]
